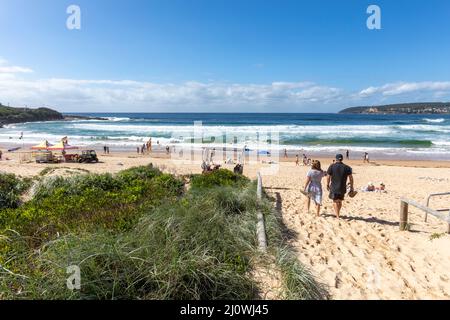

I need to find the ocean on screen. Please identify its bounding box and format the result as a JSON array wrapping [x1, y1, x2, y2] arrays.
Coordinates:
[[2, 113, 450, 160]]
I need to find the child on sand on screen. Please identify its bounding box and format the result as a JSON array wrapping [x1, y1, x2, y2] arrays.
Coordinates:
[[304, 160, 327, 217]]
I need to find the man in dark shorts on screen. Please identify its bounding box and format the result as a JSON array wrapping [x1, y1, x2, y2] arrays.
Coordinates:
[[326, 154, 354, 218]]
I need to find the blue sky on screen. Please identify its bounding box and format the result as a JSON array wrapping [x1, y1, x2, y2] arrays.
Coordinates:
[[0, 0, 449, 112]]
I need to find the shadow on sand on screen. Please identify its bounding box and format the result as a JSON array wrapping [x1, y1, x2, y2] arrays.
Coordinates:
[[273, 191, 299, 241], [321, 213, 399, 227]]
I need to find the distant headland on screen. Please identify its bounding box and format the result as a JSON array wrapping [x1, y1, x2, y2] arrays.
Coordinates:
[[0, 104, 106, 127], [339, 102, 450, 114]]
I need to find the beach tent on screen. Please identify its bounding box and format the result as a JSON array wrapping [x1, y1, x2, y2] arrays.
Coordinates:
[[31, 140, 53, 150], [48, 141, 79, 151]]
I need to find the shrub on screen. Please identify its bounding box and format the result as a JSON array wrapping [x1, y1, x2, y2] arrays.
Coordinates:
[[0, 173, 30, 210], [32, 173, 123, 200], [190, 169, 249, 189], [117, 164, 160, 184], [0, 166, 184, 246]]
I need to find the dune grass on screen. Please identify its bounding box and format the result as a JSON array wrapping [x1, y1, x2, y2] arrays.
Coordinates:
[[0, 173, 31, 210], [0, 166, 328, 300]]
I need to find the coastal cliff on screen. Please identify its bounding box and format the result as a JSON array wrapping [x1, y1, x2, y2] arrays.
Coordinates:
[[0, 105, 64, 126], [0, 104, 106, 127], [340, 102, 450, 114]]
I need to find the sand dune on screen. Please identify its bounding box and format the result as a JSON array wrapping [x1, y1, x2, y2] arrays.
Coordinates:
[[1, 150, 450, 299]]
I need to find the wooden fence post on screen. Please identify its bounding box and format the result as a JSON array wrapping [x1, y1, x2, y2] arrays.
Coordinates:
[[256, 172, 267, 252], [447, 212, 450, 234], [257, 173, 262, 201], [400, 200, 409, 231]]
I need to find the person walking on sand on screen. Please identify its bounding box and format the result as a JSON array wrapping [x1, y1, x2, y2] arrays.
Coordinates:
[[363, 152, 370, 163], [326, 154, 354, 218], [304, 160, 327, 217], [346, 149, 349, 160], [284, 149, 288, 158], [295, 154, 299, 166]]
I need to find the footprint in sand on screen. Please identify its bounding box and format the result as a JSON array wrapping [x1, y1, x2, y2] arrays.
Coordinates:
[[335, 273, 342, 289]]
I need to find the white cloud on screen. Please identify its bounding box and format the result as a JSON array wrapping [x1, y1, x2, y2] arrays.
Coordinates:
[[358, 81, 450, 98], [0, 57, 448, 112], [0, 66, 34, 74], [0, 77, 344, 112], [0, 58, 33, 74]]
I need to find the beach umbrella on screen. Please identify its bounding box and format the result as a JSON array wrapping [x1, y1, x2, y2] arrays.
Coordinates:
[[31, 140, 53, 150], [48, 141, 79, 151]]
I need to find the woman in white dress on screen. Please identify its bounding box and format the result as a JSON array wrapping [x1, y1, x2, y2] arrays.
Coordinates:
[[303, 160, 327, 217]]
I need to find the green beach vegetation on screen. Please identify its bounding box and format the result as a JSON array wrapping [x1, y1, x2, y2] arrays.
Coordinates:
[[0, 166, 327, 300], [0, 173, 31, 210]]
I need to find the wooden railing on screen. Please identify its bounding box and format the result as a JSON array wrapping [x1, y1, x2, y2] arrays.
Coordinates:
[[400, 197, 450, 234], [425, 192, 450, 222]]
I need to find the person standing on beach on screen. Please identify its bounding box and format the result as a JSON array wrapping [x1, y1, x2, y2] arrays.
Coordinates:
[[326, 154, 354, 218], [363, 152, 370, 163], [0, 149, 2, 160], [295, 154, 299, 166], [304, 160, 327, 217], [284, 149, 288, 158], [346, 150, 349, 160]]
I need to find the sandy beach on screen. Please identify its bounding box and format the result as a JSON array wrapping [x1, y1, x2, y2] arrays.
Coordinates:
[[260, 161, 450, 300], [1, 148, 450, 300]]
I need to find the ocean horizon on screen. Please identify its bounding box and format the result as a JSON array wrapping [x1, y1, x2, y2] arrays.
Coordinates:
[[2, 112, 450, 160]]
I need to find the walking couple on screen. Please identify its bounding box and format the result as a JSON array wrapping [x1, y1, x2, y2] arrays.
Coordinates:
[[303, 154, 355, 218]]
